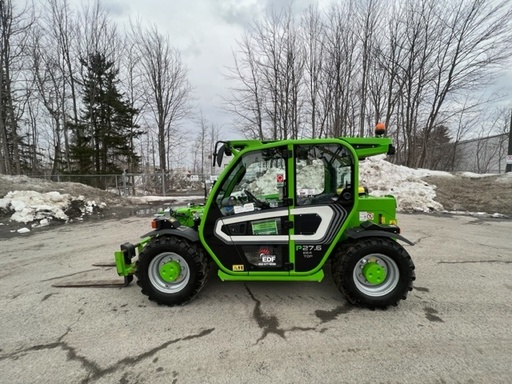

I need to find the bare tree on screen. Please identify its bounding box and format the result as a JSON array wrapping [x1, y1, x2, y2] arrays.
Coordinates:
[[130, 20, 192, 173], [194, 110, 208, 177], [29, 0, 79, 174], [192, 110, 221, 177], [225, 0, 512, 173], [30, 27, 67, 175], [77, 0, 118, 63], [45, 0, 80, 169], [301, 4, 328, 138], [376, 0, 512, 167], [224, 32, 266, 139], [256, 7, 305, 139], [322, 2, 359, 137], [119, 33, 147, 174], [0, 0, 33, 174], [208, 120, 220, 174], [418, 0, 512, 168], [354, 0, 383, 136], [7, 0, 511, 177], [226, 6, 305, 140], [386, 0, 442, 166]]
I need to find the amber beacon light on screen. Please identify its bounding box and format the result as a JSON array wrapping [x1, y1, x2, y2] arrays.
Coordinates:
[[375, 122, 386, 136]]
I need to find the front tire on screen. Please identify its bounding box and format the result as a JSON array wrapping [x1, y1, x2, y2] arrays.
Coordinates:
[[332, 238, 415, 309], [136, 236, 209, 306]]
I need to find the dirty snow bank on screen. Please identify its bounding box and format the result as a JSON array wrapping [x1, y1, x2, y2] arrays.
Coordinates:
[[248, 155, 452, 213], [0, 190, 104, 228], [359, 155, 452, 212]]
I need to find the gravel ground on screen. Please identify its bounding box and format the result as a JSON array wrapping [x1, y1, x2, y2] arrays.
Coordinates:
[[424, 174, 512, 216], [0, 214, 511, 384]]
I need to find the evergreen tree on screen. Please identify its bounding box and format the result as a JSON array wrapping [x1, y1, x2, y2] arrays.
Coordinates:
[[69, 52, 141, 176], [418, 125, 454, 170]]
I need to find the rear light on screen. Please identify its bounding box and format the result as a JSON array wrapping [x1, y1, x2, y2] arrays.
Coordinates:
[[151, 219, 158, 229]]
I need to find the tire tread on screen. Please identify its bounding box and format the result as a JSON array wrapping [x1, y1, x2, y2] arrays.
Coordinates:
[[135, 236, 209, 306], [331, 238, 415, 309]]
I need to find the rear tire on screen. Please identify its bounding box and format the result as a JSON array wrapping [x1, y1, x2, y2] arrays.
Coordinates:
[[332, 238, 415, 309], [136, 236, 209, 306]]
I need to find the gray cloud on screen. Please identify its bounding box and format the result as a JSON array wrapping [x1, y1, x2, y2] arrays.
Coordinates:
[[181, 38, 203, 59], [264, 0, 316, 16], [215, 0, 324, 28], [103, 0, 130, 17], [215, 0, 265, 27]]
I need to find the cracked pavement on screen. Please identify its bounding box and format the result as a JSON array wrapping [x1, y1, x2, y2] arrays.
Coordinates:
[[0, 213, 511, 383]]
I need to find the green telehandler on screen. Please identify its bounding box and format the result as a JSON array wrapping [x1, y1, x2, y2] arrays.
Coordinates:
[[115, 127, 415, 309]]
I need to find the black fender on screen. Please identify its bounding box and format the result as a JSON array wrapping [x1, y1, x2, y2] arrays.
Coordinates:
[[345, 228, 414, 246], [141, 227, 200, 243]]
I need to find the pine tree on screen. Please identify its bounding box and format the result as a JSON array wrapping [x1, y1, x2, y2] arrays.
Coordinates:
[[418, 125, 454, 170], [69, 52, 141, 177]]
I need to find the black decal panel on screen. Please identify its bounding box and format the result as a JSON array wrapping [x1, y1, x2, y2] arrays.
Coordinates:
[[295, 244, 325, 272], [241, 245, 285, 270], [294, 214, 321, 235], [293, 204, 347, 272]]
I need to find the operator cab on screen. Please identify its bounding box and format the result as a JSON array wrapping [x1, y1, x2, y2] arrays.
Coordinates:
[[201, 140, 355, 275], [213, 143, 354, 214]]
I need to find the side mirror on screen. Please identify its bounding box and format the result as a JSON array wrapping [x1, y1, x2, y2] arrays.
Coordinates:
[[213, 141, 232, 167], [217, 145, 225, 167]]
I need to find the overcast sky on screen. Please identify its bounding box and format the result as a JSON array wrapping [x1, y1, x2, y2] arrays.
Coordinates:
[[102, 0, 512, 135], [96, 0, 337, 141], [20, 0, 510, 150]]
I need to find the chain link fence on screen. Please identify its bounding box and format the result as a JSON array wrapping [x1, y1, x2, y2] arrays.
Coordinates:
[[32, 133, 509, 195], [33, 172, 215, 197]]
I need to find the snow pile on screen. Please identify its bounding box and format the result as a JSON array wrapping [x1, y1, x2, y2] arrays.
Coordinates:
[[0, 156, 508, 235], [246, 155, 453, 213], [359, 155, 452, 212], [245, 167, 285, 196], [459, 172, 496, 178], [0, 190, 104, 228]]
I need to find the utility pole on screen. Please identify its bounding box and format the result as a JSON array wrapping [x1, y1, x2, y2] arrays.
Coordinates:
[[507, 108, 512, 173]]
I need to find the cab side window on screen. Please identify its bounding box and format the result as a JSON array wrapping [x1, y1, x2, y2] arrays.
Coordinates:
[[214, 146, 288, 215], [295, 144, 353, 206]]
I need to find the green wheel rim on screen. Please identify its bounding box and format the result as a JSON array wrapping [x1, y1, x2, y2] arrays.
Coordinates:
[[159, 260, 181, 282], [149, 252, 190, 294], [353, 254, 399, 297], [362, 261, 387, 284]]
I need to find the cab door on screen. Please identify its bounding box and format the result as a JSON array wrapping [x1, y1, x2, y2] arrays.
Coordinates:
[[291, 143, 354, 273], [201, 144, 293, 274]]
